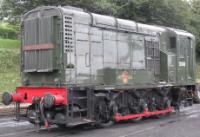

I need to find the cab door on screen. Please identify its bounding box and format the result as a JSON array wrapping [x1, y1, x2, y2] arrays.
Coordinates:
[[75, 33, 91, 84]]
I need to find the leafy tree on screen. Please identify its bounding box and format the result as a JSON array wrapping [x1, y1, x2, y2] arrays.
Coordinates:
[[2, 0, 200, 55], [190, 0, 200, 55]]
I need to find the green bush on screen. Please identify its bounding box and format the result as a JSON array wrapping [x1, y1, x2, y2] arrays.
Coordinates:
[[0, 23, 19, 39]]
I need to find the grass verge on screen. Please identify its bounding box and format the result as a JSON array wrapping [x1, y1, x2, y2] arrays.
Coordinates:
[[0, 39, 20, 92]]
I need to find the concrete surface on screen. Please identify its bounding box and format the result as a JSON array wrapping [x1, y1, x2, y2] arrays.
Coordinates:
[[0, 105, 200, 137]]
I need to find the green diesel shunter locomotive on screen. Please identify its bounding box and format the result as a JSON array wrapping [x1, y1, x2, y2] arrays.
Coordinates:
[[2, 6, 196, 129]]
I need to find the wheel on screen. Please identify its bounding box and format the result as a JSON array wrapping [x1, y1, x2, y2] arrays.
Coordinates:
[[26, 105, 37, 124], [95, 99, 114, 128], [193, 90, 200, 103], [97, 120, 114, 128], [156, 98, 172, 119]]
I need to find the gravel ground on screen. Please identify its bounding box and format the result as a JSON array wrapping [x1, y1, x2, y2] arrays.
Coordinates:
[[0, 104, 200, 137]]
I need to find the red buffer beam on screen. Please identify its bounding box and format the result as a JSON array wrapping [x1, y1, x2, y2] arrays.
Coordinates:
[[114, 107, 173, 122]]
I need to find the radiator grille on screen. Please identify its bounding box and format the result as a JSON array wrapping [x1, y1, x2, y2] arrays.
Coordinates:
[[23, 18, 38, 72], [23, 17, 55, 72]]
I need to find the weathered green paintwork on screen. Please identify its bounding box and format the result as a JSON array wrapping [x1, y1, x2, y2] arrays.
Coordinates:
[[20, 6, 196, 90]]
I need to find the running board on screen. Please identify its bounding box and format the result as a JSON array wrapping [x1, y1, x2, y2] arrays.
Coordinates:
[[114, 107, 173, 122]]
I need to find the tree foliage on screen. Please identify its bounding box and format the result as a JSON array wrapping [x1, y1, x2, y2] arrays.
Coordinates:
[[1, 0, 200, 55], [0, 23, 19, 39]]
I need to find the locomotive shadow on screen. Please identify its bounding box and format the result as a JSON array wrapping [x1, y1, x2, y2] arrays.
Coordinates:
[[36, 113, 179, 136]]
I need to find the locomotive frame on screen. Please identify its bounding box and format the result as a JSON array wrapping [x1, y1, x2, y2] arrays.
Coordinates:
[[2, 6, 197, 130]]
